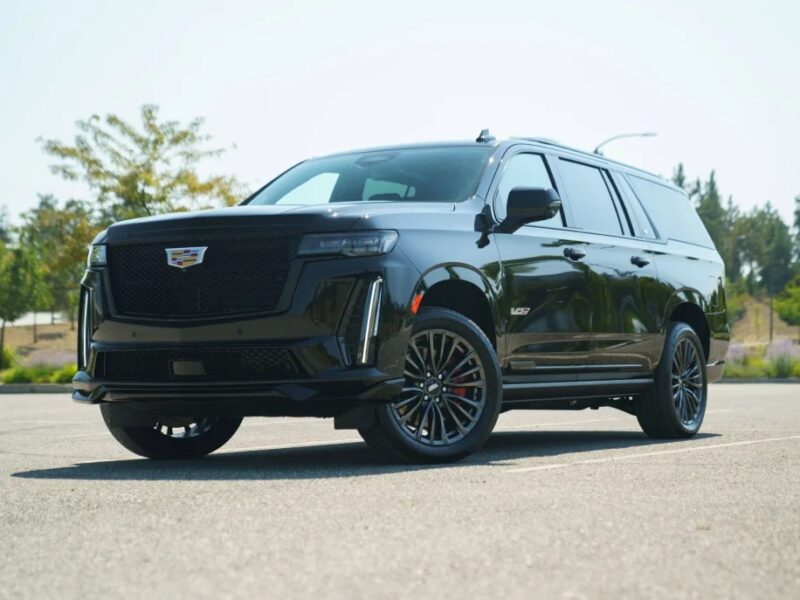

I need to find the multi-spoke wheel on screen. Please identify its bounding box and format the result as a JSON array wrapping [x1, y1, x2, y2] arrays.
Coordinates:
[[637, 321, 707, 438], [359, 308, 501, 463], [101, 405, 242, 459]]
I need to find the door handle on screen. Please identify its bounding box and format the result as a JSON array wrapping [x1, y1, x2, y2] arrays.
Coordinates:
[[564, 247, 586, 261], [630, 256, 650, 268]]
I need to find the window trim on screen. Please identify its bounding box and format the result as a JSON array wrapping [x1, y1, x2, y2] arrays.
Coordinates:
[[488, 148, 567, 230], [624, 173, 715, 249], [609, 171, 661, 241], [554, 157, 626, 238]]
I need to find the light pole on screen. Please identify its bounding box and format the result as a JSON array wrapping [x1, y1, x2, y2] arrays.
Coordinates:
[[593, 132, 657, 156]]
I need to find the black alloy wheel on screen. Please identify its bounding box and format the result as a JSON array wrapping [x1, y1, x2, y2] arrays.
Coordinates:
[[359, 308, 502, 463], [637, 321, 708, 438], [101, 405, 242, 459]]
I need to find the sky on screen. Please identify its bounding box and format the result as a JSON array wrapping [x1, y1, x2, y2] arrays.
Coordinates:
[[1, 0, 798, 226]]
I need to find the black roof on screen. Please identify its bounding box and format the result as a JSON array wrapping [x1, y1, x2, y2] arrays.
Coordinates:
[[314, 136, 678, 191]]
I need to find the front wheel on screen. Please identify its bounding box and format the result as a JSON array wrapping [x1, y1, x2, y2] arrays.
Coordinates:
[[101, 405, 242, 459], [359, 308, 502, 463], [637, 321, 708, 438]]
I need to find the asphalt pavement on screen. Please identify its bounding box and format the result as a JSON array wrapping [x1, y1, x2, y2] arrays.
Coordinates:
[[1, 384, 798, 599]]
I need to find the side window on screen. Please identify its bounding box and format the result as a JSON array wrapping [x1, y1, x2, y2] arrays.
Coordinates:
[[275, 172, 339, 205], [557, 159, 623, 235], [627, 175, 714, 247], [613, 173, 657, 239], [494, 153, 561, 227]]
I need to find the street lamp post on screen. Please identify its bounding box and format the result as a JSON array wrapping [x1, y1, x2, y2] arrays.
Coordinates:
[[593, 132, 657, 156]]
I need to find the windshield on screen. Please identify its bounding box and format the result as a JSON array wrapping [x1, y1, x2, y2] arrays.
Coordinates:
[[247, 146, 492, 206]]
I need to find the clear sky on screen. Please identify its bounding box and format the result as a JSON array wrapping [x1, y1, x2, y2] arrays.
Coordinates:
[[1, 0, 798, 225]]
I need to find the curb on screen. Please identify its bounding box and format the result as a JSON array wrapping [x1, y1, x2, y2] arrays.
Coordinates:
[[0, 384, 72, 394], [716, 378, 800, 384]]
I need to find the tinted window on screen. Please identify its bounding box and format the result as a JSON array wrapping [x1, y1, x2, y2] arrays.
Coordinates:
[[248, 147, 491, 206], [273, 173, 339, 205], [627, 175, 714, 247], [557, 160, 622, 235], [494, 153, 561, 227], [362, 178, 415, 201], [613, 173, 657, 239]]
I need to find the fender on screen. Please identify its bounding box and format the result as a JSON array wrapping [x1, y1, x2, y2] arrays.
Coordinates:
[[409, 263, 505, 353], [661, 288, 710, 332]]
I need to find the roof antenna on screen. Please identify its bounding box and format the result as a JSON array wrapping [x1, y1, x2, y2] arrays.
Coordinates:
[[476, 129, 496, 143]]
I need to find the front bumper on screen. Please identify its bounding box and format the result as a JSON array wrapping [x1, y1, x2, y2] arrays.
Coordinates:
[[74, 250, 419, 416]]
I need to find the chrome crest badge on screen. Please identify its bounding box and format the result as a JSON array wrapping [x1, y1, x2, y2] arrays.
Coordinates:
[[165, 246, 207, 269]]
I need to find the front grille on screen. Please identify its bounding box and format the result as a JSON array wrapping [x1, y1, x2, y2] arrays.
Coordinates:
[[99, 347, 301, 382], [107, 235, 300, 318]]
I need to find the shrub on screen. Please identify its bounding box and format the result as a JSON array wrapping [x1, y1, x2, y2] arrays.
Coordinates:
[[1, 346, 16, 370], [724, 361, 768, 379], [49, 364, 77, 384], [767, 355, 796, 378], [0, 363, 77, 384], [1, 366, 52, 384]]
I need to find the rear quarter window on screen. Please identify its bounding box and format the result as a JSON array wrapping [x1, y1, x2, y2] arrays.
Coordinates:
[[626, 175, 714, 248]]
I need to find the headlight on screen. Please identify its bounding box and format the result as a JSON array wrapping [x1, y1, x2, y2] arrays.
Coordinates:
[[298, 230, 398, 258], [87, 244, 107, 267]]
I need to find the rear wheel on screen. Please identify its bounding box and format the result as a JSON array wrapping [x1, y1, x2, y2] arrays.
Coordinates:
[[637, 321, 707, 438], [359, 308, 501, 463], [101, 405, 242, 459]]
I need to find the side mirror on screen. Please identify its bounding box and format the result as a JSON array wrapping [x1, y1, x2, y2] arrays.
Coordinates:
[[496, 187, 562, 233]]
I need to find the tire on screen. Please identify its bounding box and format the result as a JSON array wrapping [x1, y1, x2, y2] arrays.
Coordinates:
[[359, 308, 502, 463], [100, 404, 242, 459], [637, 321, 708, 438]]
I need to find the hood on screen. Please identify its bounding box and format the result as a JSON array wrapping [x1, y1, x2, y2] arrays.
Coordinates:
[[98, 202, 456, 244]]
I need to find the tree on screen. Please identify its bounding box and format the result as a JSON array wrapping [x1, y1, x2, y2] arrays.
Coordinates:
[[672, 163, 687, 191], [740, 203, 793, 296], [18, 195, 100, 328], [775, 277, 800, 340], [794, 194, 800, 263], [41, 104, 243, 223], [0, 246, 45, 365], [694, 171, 728, 262], [0, 205, 10, 244]]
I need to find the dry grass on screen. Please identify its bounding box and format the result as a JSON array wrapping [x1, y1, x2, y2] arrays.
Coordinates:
[[2, 322, 77, 366], [732, 297, 799, 345]]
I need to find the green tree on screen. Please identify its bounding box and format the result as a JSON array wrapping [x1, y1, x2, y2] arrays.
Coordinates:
[[18, 195, 100, 328], [41, 104, 243, 223], [775, 277, 800, 340], [0, 246, 45, 365], [740, 203, 794, 295], [672, 163, 687, 191], [694, 171, 728, 260], [794, 194, 800, 263], [0, 205, 10, 244]]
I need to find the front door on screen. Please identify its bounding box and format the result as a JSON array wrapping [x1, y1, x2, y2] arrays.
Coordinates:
[[492, 151, 596, 380]]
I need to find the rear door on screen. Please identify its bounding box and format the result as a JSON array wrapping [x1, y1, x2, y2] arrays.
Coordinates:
[[552, 158, 662, 376]]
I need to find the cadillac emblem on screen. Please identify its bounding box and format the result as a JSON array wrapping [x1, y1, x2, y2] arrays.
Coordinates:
[[165, 247, 207, 269]]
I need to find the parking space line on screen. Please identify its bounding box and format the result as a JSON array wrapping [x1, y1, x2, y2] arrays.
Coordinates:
[[505, 435, 800, 473]]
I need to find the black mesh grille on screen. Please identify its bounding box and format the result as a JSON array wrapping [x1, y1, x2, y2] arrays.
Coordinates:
[[100, 347, 301, 382], [107, 235, 299, 318]]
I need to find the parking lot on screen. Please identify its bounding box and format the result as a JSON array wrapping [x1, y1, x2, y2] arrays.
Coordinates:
[[1, 384, 798, 598]]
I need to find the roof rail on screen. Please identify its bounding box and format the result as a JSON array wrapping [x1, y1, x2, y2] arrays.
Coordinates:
[[511, 136, 673, 186]]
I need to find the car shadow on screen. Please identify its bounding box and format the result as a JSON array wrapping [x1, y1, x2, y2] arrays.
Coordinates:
[[13, 429, 720, 481]]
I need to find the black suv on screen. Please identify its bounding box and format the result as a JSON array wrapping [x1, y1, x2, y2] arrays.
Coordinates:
[[74, 133, 729, 462]]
